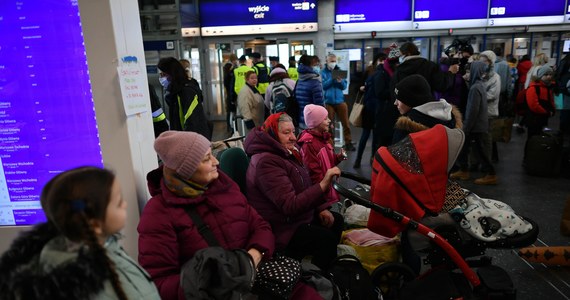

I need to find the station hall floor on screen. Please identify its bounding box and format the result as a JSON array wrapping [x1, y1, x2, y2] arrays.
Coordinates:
[[211, 118, 570, 300]]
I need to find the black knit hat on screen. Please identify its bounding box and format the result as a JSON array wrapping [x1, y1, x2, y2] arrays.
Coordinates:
[[394, 74, 432, 107]]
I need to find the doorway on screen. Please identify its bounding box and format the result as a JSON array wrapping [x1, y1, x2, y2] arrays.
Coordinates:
[[201, 38, 314, 121]]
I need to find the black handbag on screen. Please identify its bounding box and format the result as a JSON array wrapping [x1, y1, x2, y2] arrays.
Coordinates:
[[253, 254, 301, 300], [185, 207, 301, 300]]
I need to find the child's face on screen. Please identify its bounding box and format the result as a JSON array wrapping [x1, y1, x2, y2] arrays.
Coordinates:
[[101, 179, 127, 237], [317, 117, 331, 132]]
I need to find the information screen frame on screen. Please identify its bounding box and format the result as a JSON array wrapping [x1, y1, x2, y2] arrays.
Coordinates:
[[487, 0, 566, 26], [412, 0, 488, 30], [0, 0, 104, 226], [334, 0, 413, 32], [199, 0, 318, 36]]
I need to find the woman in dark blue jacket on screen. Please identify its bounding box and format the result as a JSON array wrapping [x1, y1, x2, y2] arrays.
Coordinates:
[[295, 55, 324, 129]]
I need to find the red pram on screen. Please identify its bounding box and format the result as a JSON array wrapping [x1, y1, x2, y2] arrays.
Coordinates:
[[333, 125, 539, 299]]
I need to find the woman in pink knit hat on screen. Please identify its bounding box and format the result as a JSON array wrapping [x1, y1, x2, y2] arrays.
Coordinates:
[[138, 131, 275, 300]]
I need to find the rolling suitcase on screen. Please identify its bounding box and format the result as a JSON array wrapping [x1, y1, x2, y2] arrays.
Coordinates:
[[523, 129, 563, 177]]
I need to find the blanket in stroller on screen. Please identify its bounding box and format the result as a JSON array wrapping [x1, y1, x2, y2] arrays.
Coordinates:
[[450, 192, 533, 242]]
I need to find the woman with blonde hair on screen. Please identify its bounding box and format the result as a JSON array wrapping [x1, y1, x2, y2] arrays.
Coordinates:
[[524, 53, 549, 89]]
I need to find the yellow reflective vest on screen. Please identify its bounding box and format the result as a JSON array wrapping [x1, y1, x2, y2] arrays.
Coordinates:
[[288, 67, 299, 81], [233, 64, 253, 95]]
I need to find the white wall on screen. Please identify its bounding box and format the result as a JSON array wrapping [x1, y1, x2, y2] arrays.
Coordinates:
[[316, 0, 335, 60], [78, 0, 158, 257]]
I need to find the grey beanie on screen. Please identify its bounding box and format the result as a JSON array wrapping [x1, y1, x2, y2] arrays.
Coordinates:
[[536, 65, 553, 79]]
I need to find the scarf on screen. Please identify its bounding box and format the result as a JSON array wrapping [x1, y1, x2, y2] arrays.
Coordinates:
[[163, 167, 207, 198], [263, 112, 303, 165]]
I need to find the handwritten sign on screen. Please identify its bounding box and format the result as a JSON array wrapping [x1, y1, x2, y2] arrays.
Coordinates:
[[117, 55, 148, 116]]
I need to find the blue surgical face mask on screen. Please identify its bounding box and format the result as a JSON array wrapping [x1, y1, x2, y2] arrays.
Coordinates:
[[399, 55, 406, 64], [313, 66, 321, 73], [159, 76, 170, 89]]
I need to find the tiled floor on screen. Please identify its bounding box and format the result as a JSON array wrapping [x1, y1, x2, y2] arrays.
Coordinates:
[[211, 119, 570, 299]]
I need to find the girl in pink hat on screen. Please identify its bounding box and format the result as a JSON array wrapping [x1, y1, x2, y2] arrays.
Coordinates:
[[297, 104, 346, 228]]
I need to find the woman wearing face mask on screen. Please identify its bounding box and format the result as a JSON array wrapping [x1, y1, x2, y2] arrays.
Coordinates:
[[295, 55, 324, 129], [157, 57, 212, 140]]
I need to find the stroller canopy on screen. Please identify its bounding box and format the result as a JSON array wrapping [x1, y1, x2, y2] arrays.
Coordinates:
[[368, 125, 464, 238]]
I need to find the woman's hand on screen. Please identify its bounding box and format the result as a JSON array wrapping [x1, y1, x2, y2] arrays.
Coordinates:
[[319, 210, 334, 228], [247, 248, 263, 268], [319, 166, 341, 192]]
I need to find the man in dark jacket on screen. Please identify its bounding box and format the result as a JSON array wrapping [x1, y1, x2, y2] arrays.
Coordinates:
[[391, 42, 458, 105]]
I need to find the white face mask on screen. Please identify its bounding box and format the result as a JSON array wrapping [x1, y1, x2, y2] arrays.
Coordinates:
[[399, 56, 406, 64], [328, 62, 337, 70], [159, 76, 170, 89]]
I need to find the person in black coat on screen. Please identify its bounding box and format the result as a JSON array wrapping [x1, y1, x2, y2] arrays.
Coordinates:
[[354, 53, 388, 168], [148, 84, 169, 138], [390, 42, 459, 103], [157, 57, 212, 140]]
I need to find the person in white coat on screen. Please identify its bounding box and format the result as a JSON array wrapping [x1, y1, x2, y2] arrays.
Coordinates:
[[237, 71, 265, 134]]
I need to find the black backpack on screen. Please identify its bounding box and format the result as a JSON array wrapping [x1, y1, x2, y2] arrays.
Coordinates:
[[254, 63, 270, 84], [271, 81, 299, 126], [515, 85, 540, 116], [327, 255, 378, 300]]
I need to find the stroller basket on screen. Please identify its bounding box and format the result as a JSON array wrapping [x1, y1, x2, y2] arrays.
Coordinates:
[[332, 176, 480, 288]]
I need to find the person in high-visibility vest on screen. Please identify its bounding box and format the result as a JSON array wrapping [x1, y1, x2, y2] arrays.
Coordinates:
[[148, 84, 169, 138], [251, 52, 270, 96], [157, 57, 212, 140], [233, 55, 253, 96], [288, 56, 299, 82]]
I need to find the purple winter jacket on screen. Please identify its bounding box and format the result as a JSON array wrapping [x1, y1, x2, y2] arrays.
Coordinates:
[[138, 166, 275, 300], [244, 127, 326, 250]]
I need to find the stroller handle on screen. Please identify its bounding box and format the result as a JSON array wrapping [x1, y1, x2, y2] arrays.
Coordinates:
[[332, 180, 402, 222], [339, 171, 371, 185]]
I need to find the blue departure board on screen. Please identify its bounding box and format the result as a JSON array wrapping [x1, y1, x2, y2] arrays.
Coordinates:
[[199, 0, 318, 36], [413, 0, 488, 30], [334, 0, 412, 32], [488, 0, 566, 26], [0, 0, 103, 226]]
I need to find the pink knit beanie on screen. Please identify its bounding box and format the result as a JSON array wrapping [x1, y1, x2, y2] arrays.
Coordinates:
[[304, 104, 328, 129], [154, 131, 211, 179]]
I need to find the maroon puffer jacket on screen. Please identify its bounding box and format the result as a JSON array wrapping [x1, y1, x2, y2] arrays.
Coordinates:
[[244, 127, 325, 250], [138, 166, 275, 300]]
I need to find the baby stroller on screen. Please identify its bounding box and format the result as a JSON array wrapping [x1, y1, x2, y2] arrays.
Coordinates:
[[333, 125, 539, 300]]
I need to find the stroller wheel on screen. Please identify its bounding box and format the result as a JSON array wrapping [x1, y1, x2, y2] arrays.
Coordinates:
[[371, 262, 416, 299]]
